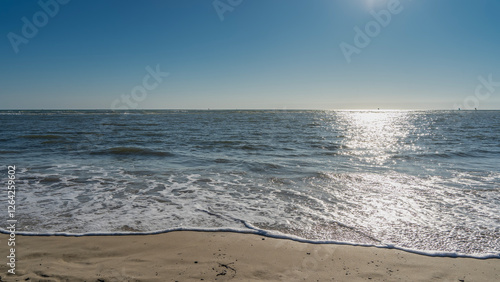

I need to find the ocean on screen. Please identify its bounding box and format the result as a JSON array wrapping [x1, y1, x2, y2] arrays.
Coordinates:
[[0, 110, 499, 258]]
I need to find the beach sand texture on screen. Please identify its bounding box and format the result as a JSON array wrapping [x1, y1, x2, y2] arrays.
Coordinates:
[[1, 231, 498, 281]]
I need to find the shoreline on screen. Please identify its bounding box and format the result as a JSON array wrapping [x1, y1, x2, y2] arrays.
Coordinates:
[[1, 231, 498, 281], [1, 228, 498, 260]]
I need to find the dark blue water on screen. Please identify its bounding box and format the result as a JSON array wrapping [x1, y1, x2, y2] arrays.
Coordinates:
[[0, 110, 499, 257]]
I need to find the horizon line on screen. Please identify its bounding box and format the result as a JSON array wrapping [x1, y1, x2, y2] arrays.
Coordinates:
[[1, 108, 499, 111]]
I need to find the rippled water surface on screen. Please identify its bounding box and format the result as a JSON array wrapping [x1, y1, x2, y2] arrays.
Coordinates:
[[1, 110, 499, 257]]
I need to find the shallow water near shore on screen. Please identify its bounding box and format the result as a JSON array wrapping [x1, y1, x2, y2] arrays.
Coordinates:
[[1, 110, 499, 258]]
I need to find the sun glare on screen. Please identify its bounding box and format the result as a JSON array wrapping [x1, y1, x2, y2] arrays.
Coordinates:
[[338, 111, 412, 165]]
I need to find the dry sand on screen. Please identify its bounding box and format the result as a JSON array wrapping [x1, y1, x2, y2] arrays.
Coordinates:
[[0, 231, 498, 281]]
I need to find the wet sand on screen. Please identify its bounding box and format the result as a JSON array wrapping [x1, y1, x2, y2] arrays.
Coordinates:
[[0, 231, 498, 281]]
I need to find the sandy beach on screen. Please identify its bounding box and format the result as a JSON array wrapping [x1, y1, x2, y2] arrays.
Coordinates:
[[0, 231, 498, 281]]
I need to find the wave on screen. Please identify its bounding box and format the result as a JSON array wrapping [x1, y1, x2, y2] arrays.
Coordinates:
[[314, 172, 364, 182], [391, 150, 488, 160], [311, 143, 343, 151], [42, 139, 70, 144], [240, 144, 261, 150], [248, 162, 282, 172], [101, 123, 129, 126], [1, 227, 497, 259], [91, 147, 174, 157], [22, 134, 64, 139], [38, 175, 61, 183]]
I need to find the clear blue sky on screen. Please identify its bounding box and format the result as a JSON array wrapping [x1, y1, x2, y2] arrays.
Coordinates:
[[1, 0, 499, 110]]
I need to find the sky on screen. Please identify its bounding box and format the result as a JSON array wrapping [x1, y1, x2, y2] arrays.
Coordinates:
[[1, 0, 499, 110]]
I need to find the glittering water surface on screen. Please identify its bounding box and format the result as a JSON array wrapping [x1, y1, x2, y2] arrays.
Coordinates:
[[0, 110, 499, 257]]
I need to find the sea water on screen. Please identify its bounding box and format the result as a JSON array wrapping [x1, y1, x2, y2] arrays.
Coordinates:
[[0, 110, 498, 257]]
